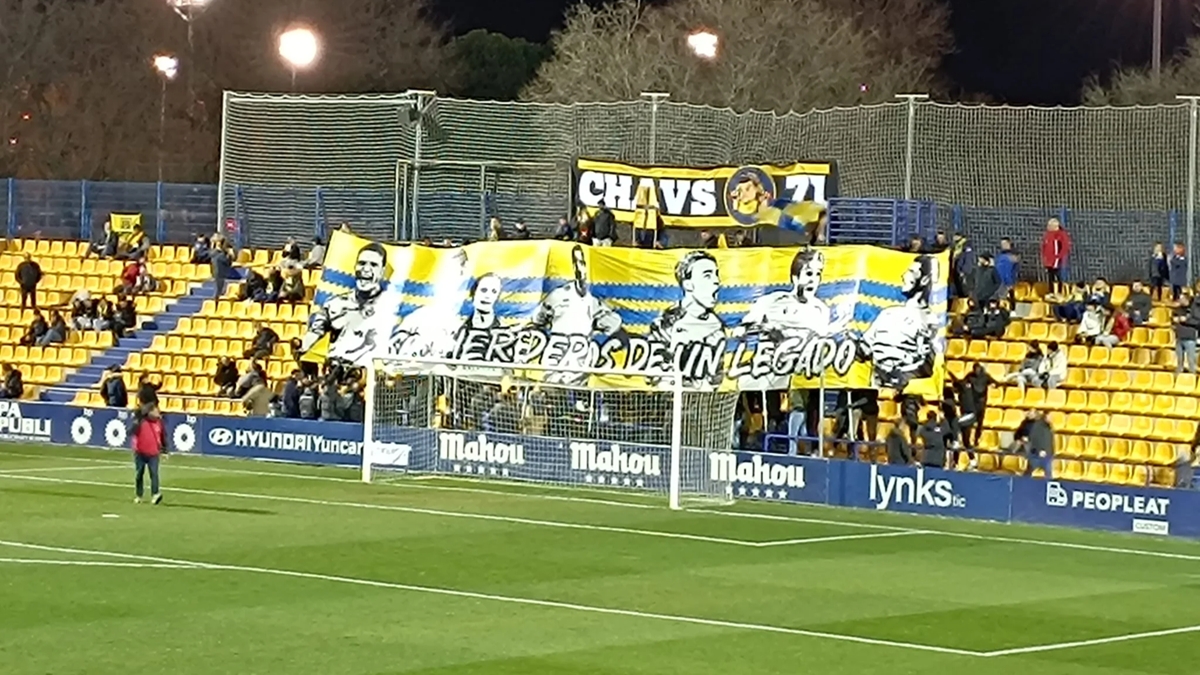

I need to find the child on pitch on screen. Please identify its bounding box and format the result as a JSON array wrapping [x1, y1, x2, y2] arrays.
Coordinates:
[[131, 404, 168, 504]]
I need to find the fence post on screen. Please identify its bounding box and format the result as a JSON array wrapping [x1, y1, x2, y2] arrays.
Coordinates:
[[1180, 95, 1200, 286], [894, 94, 929, 201], [155, 181, 166, 242], [5, 178, 14, 239], [478, 164, 488, 239], [314, 187, 324, 240], [234, 185, 245, 250], [80, 180, 89, 240], [407, 89, 436, 242], [640, 92, 670, 164]]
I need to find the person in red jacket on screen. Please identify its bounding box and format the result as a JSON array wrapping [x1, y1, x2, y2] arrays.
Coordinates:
[[1041, 217, 1072, 296], [131, 404, 168, 504]]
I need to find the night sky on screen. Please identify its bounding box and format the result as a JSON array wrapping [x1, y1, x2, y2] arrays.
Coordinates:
[[430, 0, 1198, 105]]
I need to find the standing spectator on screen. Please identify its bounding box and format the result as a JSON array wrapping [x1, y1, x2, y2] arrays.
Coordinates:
[[885, 425, 913, 466], [37, 311, 67, 346], [210, 244, 233, 298], [131, 405, 168, 505], [244, 323, 280, 360], [101, 366, 128, 407], [487, 217, 505, 241], [1010, 410, 1054, 478], [1170, 242, 1189, 301], [342, 382, 365, 423], [242, 383, 273, 417], [961, 363, 998, 448], [1149, 242, 1169, 301], [1040, 217, 1071, 296], [302, 237, 326, 269], [951, 234, 977, 300], [907, 236, 925, 253], [190, 234, 211, 264], [511, 220, 531, 240], [971, 254, 1001, 306], [995, 238, 1019, 301], [136, 375, 161, 412], [917, 411, 950, 469], [298, 377, 319, 420], [1175, 293, 1199, 374], [896, 391, 921, 441], [281, 237, 303, 264], [235, 362, 266, 398], [931, 230, 950, 252], [213, 357, 238, 398], [15, 253, 41, 311], [1124, 281, 1153, 325], [319, 378, 344, 421], [591, 206, 615, 247], [290, 338, 319, 379], [1, 364, 23, 399], [281, 370, 302, 418], [552, 216, 574, 241]]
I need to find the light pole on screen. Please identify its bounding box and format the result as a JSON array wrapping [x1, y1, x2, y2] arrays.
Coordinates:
[[686, 29, 719, 61], [153, 54, 179, 184], [167, 0, 210, 115], [278, 26, 320, 91], [1153, 0, 1163, 82]]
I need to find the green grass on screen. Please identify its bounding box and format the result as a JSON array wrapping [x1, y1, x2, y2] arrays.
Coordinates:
[[1, 443, 1199, 674]]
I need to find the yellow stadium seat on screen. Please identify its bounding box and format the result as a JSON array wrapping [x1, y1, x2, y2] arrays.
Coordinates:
[[1062, 435, 1086, 458], [1108, 414, 1133, 436], [181, 337, 198, 354], [127, 353, 143, 371], [1064, 389, 1088, 412], [1001, 341, 1024, 362], [71, 348, 87, 366], [1084, 369, 1109, 389], [1060, 460, 1085, 481], [187, 357, 203, 374], [46, 366, 61, 382], [1175, 420, 1197, 442], [1064, 368, 1086, 388], [1175, 396, 1198, 418], [1067, 344, 1088, 365], [1156, 349, 1177, 370], [982, 408, 1003, 429], [1151, 442, 1178, 465], [1149, 418, 1174, 441], [1086, 413, 1112, 435], [198, 398, 216, 414], [165, 335, 182, 353], [1084, 461, 1109, 483], [1129, 440, 1153, 463], [1130, 465, 1150, 486], [1153, 394, 1176, 417], [30, 365, 46, 382], [1043, 388, 1067, 410], [1107, 346, 1131, 367], [1174, 372, 1198, 395], [1023, 387, 1046, 409], [178, 375, 194, 393], [1107, 438, 1131, 461], [1152, 371, 1175, 392], [966, 340, 988, 360], [1131, 327, 1152, 346], [1048, 322, 1069, 343], [1023, 321, 1049, 342], [979, 430, 1000, 449], [1064, 412, 1089, 434], [1108, 464, 1132, 485], [1000, 387, 1021, 407], [196, 338, 213, 355], [1131, 415, 1154, 439], [12, 346, 27, 362], [177, 318, 194, 334], [1084, 391, 1109, 412], [259, 303, 279, 321], [1131, 392, 1154, 415], [1152, 328, 1174, 347], [982, 340, 1005, 362], [281, 324, 302, 341], [218, 320, 236, 337], [1045, 410, 1066, 430], [1001, 454, 1027, 475], [1129, 370, 1154, 392], [71, 390, 89, 405], [34, 240, 49, 255], [1150, 306, 1172, 326], [1026, 302, 1046, 320], [1084, 346, 1108, 367], [1003, 322, 1025, 341], [243, 303, 263, 321]]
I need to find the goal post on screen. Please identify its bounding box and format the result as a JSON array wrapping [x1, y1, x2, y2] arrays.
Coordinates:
[[361, 356, 739, 509]]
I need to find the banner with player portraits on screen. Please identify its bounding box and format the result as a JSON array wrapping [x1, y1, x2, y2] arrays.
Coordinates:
[[300, 231, 948, 397], [571, 158, 837, 229]]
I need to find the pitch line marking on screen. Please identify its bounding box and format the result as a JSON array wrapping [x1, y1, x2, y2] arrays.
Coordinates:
[[753, 530, 929, 547], [0, 539, 984, 658], [979, 624, 1200, 657], [0, 557, 200, 570], [0, 465, 129, 474]]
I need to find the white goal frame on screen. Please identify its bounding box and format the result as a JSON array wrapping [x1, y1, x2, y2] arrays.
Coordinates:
[[361, 356, 717, 510]]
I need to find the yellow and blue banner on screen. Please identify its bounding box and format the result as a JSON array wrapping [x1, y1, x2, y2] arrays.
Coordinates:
[[301, 231, 948, 396], [572, 158, 837, 229]]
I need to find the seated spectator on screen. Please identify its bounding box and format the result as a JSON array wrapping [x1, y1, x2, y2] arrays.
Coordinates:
[[20, 311, 47, 346], [552, 217, 574, 241], [214, 357, 238, 397], [1, 364, 23, 399], [234, 361, 265, 398], [995, 238, 1019, 301], [1175, 292, 1199, 374], [1123, 281, 1153, 325], [241, 383, 274, 417], [1074, 301, 1107, 345], [957, 300, 985, 337], [101, 366, 128, 407], [245, 323, 279, 360], [487, 217, 505, 241], [972, 254, 1001, 306], [700, 230, 719, 249], [118, 227, 150, 261], [37, 310, 67, 346], [113, 297, 137, 338], [302, 237, 326, 270], [1005, 342, 1044, 388], [190, 234, 212, 264], [136, 374, 161, 411], [85, 221, 120, 259], [1087, 278, 1111, 308], [263, 267, 283, 302], [281, 237, 303, 264], [980, 300, 1010, 338], [71, 294, 96, 331], [1053, 282, 1088, 322], [92, 298, 115, 332], [511, 220, 531, 240], [1009, 341, 1066, 391], [240, 268, 268, 302], [279, 267, 306, 303], [119, 259, 140, 294], [133, 259, 157, 294]]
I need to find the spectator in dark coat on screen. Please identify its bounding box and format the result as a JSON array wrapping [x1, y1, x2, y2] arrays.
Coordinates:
[[553, 217, 574, 241], [917, 412, 951, 469], [896, 392, 921, 441], [101, 366, 128, 407], [85, 221, 120, 259], [213, 357, 238, 397], [591, 207, 616, 246], [972, 254, 1001, 306], [244, 323, 279, 360], [1170, 242, 1189, 301], [15, 253, 41, 310], [1149, 242, 1169, 301], [1011, 410, 1054, 478], [952, 235, 977, 300], [1124, 281, 1153, 325], [511, 220, 531, 240], [981, 300, 1010, 338], [281, 237, 303, 263], [136, 375, 161, 412], [190, 234, 211, 264], [885, 425, 912, 466], [210, 246, 233, 298], [37, 311, 67, 346], [995, 238, 1019, 300], [1, 364, 23, 399], [281, 370, 302, 418], [241, 268, 268, 302]]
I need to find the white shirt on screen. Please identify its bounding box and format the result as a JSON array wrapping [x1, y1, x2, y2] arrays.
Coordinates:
[[861, 301, 938, 388]]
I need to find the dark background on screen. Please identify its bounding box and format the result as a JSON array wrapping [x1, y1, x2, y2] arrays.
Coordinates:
[[431, 0, 1199, 104]]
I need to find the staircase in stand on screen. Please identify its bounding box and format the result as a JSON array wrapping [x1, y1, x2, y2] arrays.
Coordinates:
[[43, 281, 220, 403]]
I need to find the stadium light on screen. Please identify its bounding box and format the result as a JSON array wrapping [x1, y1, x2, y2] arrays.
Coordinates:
[[687, 30, 719, 60], [153, 54, 179, 81], [153, 54, 179, 185], [279, 26, 320, 90]]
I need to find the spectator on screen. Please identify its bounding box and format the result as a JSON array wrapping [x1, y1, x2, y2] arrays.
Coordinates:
[[907, 236, 924, 253], [978, 300, 1009, 338], [265, 267, 284, 302], [1087, 278, 1111, 308], [931, 230, 950, 253], [511, 220, 531, 240], [885, 425, 913, 466], [917, 411, 951, 469], [281, 370, 302, 418], [1171, 242, 1189, 301], [92, 298, 115, 332], [1040, 217, 1071, 296], [972, 254, 1001, 306], [85, 221, 119, 259], [37, 310, 67, 346], [210, 244, 233, 298], [235, 361, 265, 398], [298, 377, 319, 419], [1006, 342, 1043, 388], [1174, 293, 1198, 374], [319, 378, 344, 421], [1010, 410, 1054, 478], [133, 259, 157, 294], [995, 238, 1019, 301], [244, 322, 279, 360], [122, 227, 151, 260], [281, 237, 303, 263], [1, 364, 23, 399], [113, 297, 137, 338], [1149, 242, 1169, 301], [15, 253, 41, 310], [342, 382, 365, 423], [119, 259, 139, 294], [71, 294, 96, 331], [552, 216, 574, 241], [1053, 282, 1088, 322], [290, 338, 319, 379], [699, 230, 719, 249], [190, 234, 211, 264], [302, 237, 326, 270], [896, 391, 921, 441], [951, 234, 977, 300], [101, 366, 128, 408], [1124, 281, 1153, 325], [1039, 341, 1068, 389], [242, 383, 273, 417], [487, 217, 505, 241], [136, 374, 161, 412], [279, 267, 306, 303], [213, 357, 238, 397], [241, 268, 268, 302], [591, 206, 616, 247], [1075, 301, 1107, 345], [961, 363, 998, 448], [20, 311, 47, 346]]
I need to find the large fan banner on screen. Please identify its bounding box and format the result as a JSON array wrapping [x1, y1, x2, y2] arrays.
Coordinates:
[[571, 158, 838, 229], [300, 231, 948, 397]]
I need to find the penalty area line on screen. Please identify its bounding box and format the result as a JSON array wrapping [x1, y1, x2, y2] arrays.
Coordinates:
[[0, 538, 984, 658]]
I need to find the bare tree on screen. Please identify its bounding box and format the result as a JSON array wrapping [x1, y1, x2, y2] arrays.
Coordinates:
[[523, 0, 952, 112], [1083, 36, 1200, 106]]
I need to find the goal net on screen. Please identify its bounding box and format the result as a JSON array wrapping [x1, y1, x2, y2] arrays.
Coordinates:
[[362, 357, 740, 509]]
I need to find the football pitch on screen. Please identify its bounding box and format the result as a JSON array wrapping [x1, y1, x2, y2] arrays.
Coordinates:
[[1, 444, 1199, 674]]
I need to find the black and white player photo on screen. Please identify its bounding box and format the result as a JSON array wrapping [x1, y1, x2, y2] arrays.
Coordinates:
[[648, 250, 727, 387], [733, 248, 834, 388], [531, 245, 625, 384], [452, 272, 505, 360], [390, 248, 470, 361], [858, 254, 940, 390], [301, 242, 390, 365]]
